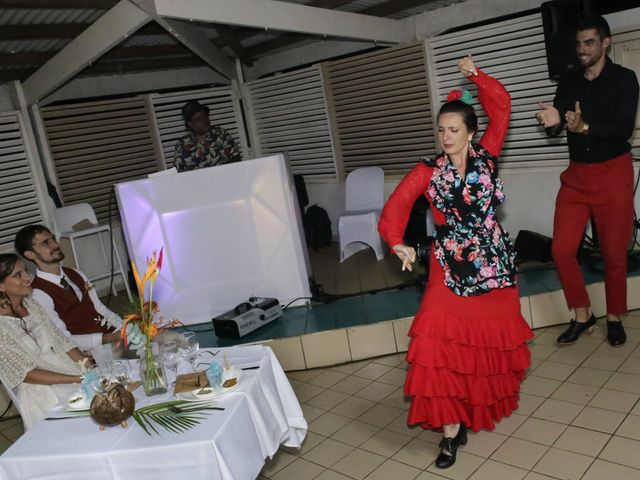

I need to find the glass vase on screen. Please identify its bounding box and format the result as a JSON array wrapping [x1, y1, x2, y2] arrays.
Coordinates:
[[139, 343, 167, 396]]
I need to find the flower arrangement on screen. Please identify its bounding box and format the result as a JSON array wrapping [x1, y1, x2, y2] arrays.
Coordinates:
[[121, 248, 177, 395]]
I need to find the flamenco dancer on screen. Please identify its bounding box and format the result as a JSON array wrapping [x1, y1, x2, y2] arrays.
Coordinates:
[[378, 56, 533, 468]]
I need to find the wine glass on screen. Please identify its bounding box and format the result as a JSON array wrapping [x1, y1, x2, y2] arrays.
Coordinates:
[[179, 332, 199, 372], [111, 360, 132, 389], [90, 365, 113, 395], [162, 341, 180, 386]]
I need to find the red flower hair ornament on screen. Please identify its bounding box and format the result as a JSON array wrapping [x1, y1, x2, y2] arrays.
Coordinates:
[[447, 89, 474, 105]]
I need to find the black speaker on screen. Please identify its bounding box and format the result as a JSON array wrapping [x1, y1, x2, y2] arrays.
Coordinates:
[[541, 0, 597, 80], [515, 230, 553, 262]]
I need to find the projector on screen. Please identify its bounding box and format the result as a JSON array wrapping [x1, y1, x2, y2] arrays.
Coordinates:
[[212, 297, 283, 338]]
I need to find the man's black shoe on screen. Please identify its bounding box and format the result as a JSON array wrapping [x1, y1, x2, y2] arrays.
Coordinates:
[[557, 314, 596, 345], [607, 320, 626, 347]]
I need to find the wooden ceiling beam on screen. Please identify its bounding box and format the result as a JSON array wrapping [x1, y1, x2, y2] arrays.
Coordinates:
[[361, 0, 435, 16]]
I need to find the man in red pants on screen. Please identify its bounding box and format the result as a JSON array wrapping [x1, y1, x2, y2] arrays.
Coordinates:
[[536, 15, 639, 347]]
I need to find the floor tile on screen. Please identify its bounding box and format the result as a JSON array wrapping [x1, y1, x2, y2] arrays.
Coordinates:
[[532, 447, 592, 480], [261, 450, 298, 477], [492, 413, 528, 436], [302, 404, 328, 423], [385, 414, 422, 437], [309, 412, 352, 437], [331, 420, 380, 447], [603, 372, 640, 394], [582, 459, 640, 480], [520, 376, 561, 398], [294, 383, 326, 403], [546, 347, 592, 365], [531, 398, 584, 424], [303, 438, 355, 468], [415, 472, 450, 480], [358, 404, 404, 428], [271, 457, 326, 480], [372, 353, 406, 368], [379, 387, 411, 410], [309, 371, 349, 389], [365, 458, 422, 480], [360, 429, 412, 457], [566, 366, 613, 387], [289, 369, 327, 382], [330, 375, 371, 395], [571, 406, 625, 434], [286, 431, 327, 457], [528, 344, 558, 361], [512, 417, 567, 446], [463, 431, 508, 458], [392, 438, 440, 470], [523, 473, 557, 480], [376, 367, 407, 387], [588, 388, 639, 413], [531, 360, 576, 381], [307, 390, 351, 411], [314, 470, 353, 480], [618, 355, 640, 374], [329, 360, 371, 375], [331, 448, 386, 480], [599, 435, 640, 469], [550, 382, 599, 405], [516, 393, 546, 416], [615, 414, 640, 441], [491, 437, 548, 470], [582, 352, 627, 371], [353, 381, 397, 402], [468, 459, 527, 480], [0, 435, 12, 455], [331, 396, 376, 419], [552, 426, 610, 457], [352, 363, 393, 380]]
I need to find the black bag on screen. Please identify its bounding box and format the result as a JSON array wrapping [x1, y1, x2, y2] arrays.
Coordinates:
[[514, 230, 552, 262], [303, 204, 332, 250]]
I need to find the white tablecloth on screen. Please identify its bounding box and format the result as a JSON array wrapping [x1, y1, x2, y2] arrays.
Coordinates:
[[0, 345, 307, 480]]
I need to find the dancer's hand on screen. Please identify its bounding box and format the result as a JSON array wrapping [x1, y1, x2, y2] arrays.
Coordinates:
[[392, 244, 416, 272], [458, 55, 478, 78], [536, 102, 561, 128]]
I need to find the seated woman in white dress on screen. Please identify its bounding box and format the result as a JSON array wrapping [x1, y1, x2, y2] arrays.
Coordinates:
[[0, 253, 86, 428]]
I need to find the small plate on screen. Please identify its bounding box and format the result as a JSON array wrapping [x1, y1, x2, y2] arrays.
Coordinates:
[[191, 387, 217, 400], [64, 392, 90, 411], [175, 371, 243, 401]]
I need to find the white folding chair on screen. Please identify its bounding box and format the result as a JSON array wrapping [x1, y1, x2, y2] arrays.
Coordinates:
[[338, 167, 388, 262], [52, 203, 132, 300]]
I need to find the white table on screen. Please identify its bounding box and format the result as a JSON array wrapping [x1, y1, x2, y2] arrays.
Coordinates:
[[0, 345, 307, 480]]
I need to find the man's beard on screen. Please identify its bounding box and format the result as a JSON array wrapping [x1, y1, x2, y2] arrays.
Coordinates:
[[35, 249, 65, 264], [579, 50, 604, 68]]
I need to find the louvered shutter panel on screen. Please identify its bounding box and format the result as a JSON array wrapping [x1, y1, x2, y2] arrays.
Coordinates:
[[40, 97, 160, 222], [429, 13, 568, 165], [247, 65, 337, 179], [324, 43, 435, 176], [150, 86, 246, 169], [0, 112, 45, 251]]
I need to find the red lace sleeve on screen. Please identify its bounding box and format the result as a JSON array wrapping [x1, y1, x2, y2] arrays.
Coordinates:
[[472, 69, 511, 157], [378, 162, 433, 248]]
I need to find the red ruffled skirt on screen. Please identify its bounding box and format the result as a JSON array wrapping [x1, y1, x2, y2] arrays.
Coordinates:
[[405, 252, 534, 432]]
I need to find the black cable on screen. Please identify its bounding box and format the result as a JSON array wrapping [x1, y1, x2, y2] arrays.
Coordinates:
[[282, 297, 313, 310]]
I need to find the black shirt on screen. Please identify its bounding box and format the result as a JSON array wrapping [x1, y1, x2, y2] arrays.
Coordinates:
[[551, 56, 639, 163]]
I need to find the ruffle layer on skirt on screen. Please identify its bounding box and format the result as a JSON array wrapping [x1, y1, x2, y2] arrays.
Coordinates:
[[405, 308, 533, 432]]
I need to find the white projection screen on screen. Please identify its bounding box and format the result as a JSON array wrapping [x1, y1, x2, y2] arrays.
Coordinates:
[[115, 154, 311, 325]]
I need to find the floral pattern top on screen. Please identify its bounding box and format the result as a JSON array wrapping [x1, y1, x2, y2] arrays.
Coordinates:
[[174, 126, 241, 172], [378, 68, 516, 297], [423, 144, 516, 296]]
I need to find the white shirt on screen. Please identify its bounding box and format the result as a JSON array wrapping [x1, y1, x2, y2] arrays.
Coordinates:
[[30, 268, 122, 351]]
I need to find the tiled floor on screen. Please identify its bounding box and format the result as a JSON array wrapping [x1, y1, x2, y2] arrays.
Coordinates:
[[254, 311, 640, 480], [3, 313, 640, 479]]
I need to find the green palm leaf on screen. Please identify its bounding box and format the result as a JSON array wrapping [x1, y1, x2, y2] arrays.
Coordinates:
[[132, 400, 218, 435]]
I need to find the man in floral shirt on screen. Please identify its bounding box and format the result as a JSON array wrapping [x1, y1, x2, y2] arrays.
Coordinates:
[[173, 100, 241, 171]]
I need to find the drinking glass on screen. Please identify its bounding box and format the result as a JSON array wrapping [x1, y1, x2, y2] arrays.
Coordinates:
[[91, 365, 113, 395], [162, 341, 181, 386], [179, 332, 199, 372], [111, 360, 132, 389]]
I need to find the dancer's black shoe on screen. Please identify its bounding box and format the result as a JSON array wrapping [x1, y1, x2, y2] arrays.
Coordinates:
[[435, 424, 467, 469], [557, 314, 596, 345]]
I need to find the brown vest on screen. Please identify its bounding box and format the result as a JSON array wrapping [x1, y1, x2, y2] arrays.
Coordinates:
[[31, 267, 111, 335]]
